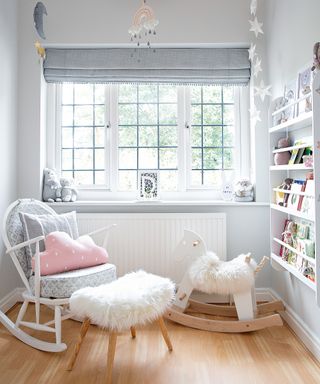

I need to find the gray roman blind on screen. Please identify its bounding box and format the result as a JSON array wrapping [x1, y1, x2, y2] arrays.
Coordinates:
[[43, 47, 250, 85]]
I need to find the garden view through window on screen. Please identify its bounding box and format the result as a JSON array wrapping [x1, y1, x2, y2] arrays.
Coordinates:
[[59, 83, 236, 192]]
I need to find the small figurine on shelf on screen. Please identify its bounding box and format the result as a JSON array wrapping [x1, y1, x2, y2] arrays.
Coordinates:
[[234, 179, 254, 202], [275, 178, 293, 206], [274, 137, 291, 165]]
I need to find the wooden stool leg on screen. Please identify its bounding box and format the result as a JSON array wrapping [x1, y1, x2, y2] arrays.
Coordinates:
[[158, 317, 173, 352], [67, 317, 91, 371], [130, 326, 136, 339], [106, 332, 117, 384]]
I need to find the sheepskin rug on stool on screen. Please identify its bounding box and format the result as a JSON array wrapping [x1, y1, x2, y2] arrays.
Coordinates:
[[70, 270, 175, 331], [189, 252, 257, 295]]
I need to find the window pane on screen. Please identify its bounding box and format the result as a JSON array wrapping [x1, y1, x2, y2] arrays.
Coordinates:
[[191, 126, 202, 147], [74, 127, 93, 148], [96, 127, 105, 147], [119, 84, 137, 103], [203, 126, 222, 147], [159, 85, 177, 102], [223, 87, 234, 103], [223, 126, 235, 146], [61, 171, 73, 180], [191, 170, 202, 186], [74, 106, 93, 126], [74, 171, 93, 185], [95, 171, 105, 185], [160, 170, 178, 191], [139, 126, 157, 146], [95, 149, 105, 169], [62, 84, 73, 104], [139, 104, 157, 125], [119, 104, 137, 125], [95, 105, 105, 126], [139, 148, 158, 169], [139, 84, 158, 103], [159, 104, 177, 124], [74, 84, 93, 104], [62, 106, 73, 126], [192, 148, 202, 169], [223, 105, 234, 125], [159, 126, 177, 146], [203, 86, 221, 103], [224, 148, 234, 169], [203, 170, 222, 187], [203, 148, 222, 169], [94, 84, 105, 103], [74, 149, 93, 169], [118, 170, 137, 191], [62, 128, 73, 148], [190, 86, 201, 103], [119, 148, 137, 169], [159, 148, 177, 169], [62, 149, 73, 170], [191, 105, 202, 125], [203, 105, 222, 125], [119, 126, 137, 147]]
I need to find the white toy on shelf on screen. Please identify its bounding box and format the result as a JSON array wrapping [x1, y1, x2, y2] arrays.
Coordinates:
[[166, 230, 284, 333]]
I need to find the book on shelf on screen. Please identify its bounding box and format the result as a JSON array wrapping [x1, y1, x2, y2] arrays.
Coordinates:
[[286, 180, 304, 211]]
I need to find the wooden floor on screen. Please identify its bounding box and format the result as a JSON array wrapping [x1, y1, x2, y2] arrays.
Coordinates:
[[1, 304, 320, 384]]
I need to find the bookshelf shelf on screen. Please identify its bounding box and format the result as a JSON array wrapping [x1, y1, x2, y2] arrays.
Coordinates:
[[273, 237, 315, 265], [269, 71, 320, 302], [269, 112, 312, 134], [270, 203, 314, 221], [270, 253, 316, 292], [269, 164, 313, 171]]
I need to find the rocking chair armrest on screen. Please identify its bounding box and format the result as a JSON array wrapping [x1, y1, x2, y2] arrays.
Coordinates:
[[85, 224, 117, 238], [6, 235, 45, 254]]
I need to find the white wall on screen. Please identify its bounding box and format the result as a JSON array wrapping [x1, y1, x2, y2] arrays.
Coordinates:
[[0, 0, 21, 297], [264, 0, 320, 336]]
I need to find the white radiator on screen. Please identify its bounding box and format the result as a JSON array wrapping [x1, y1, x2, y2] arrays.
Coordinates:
[[77, 213, 226, 282]]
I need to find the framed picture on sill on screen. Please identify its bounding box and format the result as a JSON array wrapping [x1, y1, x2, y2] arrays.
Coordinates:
[[138, 171, 159, 201], [297, 64, 313, 116], [282, 78, 298, 122]]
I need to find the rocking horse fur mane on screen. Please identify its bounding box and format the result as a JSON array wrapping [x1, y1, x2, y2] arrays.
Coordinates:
[[189, 252, 257, 295]]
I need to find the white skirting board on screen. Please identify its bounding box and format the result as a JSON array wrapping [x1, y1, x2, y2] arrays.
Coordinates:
[[1, 287, 320, 361]]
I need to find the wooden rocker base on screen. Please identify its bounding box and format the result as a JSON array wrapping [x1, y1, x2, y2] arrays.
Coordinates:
[[187, 299, 285, 318], [0, 310, 67, 352], [165, 303, 284, 333]]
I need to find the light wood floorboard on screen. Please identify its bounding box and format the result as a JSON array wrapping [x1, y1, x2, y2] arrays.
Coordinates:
[[0, 304, 320, 384]]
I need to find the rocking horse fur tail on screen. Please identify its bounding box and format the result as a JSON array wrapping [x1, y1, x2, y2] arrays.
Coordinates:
[[254, 256, 269, 276]]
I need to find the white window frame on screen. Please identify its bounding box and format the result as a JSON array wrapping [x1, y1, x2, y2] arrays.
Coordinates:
[[47, 84, 250, 201]]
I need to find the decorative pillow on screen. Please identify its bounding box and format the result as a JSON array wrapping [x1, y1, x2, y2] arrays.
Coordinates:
[[19, 211, 79, 266], [31, 231, 109, 276]]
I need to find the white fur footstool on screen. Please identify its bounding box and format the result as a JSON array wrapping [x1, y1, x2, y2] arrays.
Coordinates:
[[67, 270, 175, 384]]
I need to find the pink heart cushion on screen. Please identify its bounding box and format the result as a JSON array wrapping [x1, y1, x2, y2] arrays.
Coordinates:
[[31, 231, 109, 276]]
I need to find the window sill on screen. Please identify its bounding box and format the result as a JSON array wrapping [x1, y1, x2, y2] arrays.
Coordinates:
[[47, 200, 269, 208]]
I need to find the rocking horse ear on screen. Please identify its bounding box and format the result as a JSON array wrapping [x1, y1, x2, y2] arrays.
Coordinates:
[[245, 253, 252, 263]]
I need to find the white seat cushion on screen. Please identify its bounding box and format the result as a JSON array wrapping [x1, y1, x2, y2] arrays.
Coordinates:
[[29, 263, 117, 298], [70, 270, 175, 331]]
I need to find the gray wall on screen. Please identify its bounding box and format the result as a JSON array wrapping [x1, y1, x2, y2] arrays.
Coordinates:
[[264, 0, 320, 335], [0, 0, 20, 297]]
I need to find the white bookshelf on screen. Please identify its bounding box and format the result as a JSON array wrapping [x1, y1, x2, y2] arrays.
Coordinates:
[[269, 71, 320, 304]]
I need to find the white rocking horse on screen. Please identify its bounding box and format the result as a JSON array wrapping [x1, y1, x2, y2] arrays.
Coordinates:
[[166, 230, 284, 332]]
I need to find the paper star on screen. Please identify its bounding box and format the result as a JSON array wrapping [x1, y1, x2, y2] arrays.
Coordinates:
[[254, 80, 272, 101], [249, 105, 261, 127], [253, 58, 262, 78], [248, 43, 256, 61], [250, 0, 257, 15], [249, 17, 264, 38]]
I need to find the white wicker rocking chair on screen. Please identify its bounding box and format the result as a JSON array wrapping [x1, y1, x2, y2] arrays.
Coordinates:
[[0, 199, 117, 352]]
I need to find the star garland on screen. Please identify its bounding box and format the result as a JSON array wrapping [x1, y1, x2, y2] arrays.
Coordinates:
[[249, 0, 271, 126]]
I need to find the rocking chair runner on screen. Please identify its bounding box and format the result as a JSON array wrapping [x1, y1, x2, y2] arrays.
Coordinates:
[[0, 199, 117, 352], [165, 230, 284, 333]]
